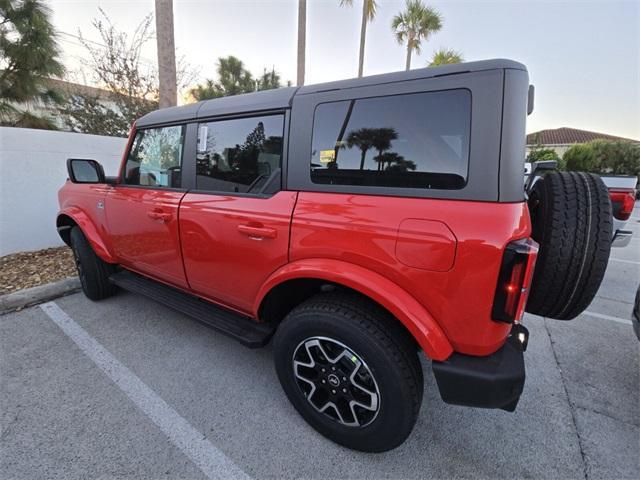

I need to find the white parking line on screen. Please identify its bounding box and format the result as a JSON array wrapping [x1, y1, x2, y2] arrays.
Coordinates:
[[39, 301, 251, 480], [583, 310, 633, 325], [609, 258, 640, 265]]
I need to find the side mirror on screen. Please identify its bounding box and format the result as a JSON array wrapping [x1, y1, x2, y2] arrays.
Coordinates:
[[67, 158, 106, 184]]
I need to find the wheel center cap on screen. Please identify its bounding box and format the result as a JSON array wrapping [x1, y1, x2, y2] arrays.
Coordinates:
[[327, 374, 340, 387]]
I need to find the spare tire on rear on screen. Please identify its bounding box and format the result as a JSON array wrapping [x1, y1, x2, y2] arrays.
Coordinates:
[[526, 172, 612, 320]]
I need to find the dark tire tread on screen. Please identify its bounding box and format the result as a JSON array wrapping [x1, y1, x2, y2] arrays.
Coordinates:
[[273, 291, 423, 452], [287, 292, 424, 415], [70, 227, 117, 301], [526, 172, 612, 319]]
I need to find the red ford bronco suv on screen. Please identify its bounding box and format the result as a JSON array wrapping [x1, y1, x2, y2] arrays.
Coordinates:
[[57, 59, 612, 452]]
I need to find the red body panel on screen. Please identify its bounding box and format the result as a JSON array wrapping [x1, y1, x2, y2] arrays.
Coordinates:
[[179, 191, 298, 313], [57, 183, 117, 263], [104, 187, 188, 289], [289, 192, 531, 356], [57, 181, 530, 358], [395, 219, 457, 271]]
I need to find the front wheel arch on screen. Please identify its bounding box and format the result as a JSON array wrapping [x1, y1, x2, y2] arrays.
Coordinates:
[[56, 208, 117, 264]]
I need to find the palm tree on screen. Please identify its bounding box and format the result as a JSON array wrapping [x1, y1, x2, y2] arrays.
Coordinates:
[[428, 48, 463, 67], [375, 151, 405, 170], [297, 0, 306, 86], [0, 0, 64, 129], [370, 128, 398, 170], [391, 0, 442, 71], [155, 0, 178, 108], [387, 157, 417, 172], [340, 0, 378, 78], [345, 127, 378, 169]]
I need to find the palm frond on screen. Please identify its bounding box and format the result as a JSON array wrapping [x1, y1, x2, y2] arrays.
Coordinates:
[[391, 0, 443, 54], [364, 0, 379, 22], [428, 48, 464, 67], [14, 111, 58, 130]]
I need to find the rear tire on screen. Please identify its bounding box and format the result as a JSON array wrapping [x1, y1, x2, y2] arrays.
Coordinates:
[[273, 292, 423, 452], [526, 172, 612, 319], [70, 227, 117, 301]]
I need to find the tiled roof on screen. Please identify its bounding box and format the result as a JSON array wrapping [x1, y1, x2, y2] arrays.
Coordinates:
[[526, 127, 638, 145]]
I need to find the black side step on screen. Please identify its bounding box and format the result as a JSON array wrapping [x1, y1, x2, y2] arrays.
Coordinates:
[[109, 270, 274, 348]]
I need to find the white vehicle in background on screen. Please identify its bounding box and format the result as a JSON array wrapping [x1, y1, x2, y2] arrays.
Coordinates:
[[525, 162, 637, 248]]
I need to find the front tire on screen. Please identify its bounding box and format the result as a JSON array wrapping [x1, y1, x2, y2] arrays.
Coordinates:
[[273, 292, 423, 452], [70, 227, 117, 301]]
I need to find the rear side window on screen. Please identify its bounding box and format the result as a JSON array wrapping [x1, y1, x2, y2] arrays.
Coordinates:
[[124, 125, 185, 188], [310, 89, 471, 190], [196, 114, 284, 194]]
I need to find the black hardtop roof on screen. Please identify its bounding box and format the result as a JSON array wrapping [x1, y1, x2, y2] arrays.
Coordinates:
[[136, 59, 526, 128]]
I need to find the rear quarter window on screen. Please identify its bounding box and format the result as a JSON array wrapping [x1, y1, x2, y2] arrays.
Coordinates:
[[310, 89, 471, 190]]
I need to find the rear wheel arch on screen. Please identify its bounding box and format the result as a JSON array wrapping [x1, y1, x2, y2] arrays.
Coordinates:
[[255, 260, 453, 361]]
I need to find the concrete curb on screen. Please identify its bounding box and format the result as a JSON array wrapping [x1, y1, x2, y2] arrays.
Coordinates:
[[0, 277, 81, 315]]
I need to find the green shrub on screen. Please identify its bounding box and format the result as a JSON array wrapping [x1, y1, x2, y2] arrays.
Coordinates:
[[563, 144, 599, 172], [527, 148, 560, 163], [527, 147, 564, 170], [590, 140, 640, 176]]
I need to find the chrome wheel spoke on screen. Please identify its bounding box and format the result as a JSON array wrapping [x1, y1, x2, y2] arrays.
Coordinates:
[[350, 362, 378, 408], [292, 336, 380, 428]]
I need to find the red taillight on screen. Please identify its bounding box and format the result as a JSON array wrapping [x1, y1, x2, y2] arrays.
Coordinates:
[[609, 189, 636, 221], [492, 238, 539, 323]]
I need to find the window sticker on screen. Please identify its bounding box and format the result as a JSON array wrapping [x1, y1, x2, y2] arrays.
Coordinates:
[[319, 150, 336, 164], [197, 125, 208, 152]]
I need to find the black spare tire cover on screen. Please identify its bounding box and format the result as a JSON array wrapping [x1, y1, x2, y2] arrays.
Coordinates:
[[526, 172, 612, 320]]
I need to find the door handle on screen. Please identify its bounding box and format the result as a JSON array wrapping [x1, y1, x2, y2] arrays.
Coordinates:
[[147, 209, 172, 222], [237, 224, 277, 240]]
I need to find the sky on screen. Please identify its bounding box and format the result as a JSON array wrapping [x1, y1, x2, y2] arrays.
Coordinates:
[[49, 0, 639, 139]]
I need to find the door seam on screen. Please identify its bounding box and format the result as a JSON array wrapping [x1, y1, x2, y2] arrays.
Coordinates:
[[176, 190, 193, 291]]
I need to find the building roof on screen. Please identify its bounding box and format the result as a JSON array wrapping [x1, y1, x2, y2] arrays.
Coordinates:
[[137, 59, 527, 128], [43, 77, 118, 99], [527, 127, 638, 145]]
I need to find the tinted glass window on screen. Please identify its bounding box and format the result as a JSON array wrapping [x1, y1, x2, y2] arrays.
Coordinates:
[[196, 115, 284, 193], [310, 89, 471, 190], [124, 125, 185, 188]]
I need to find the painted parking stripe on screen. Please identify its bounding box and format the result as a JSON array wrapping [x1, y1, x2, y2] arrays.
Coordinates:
[[609, 258, 640, 265], [39, 301, 251, 480], [583, 310, 633, 325]]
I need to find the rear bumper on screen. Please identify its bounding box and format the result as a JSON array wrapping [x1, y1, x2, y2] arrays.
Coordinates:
[[432, 325, 527, 412], [612, 229, 633, 248]]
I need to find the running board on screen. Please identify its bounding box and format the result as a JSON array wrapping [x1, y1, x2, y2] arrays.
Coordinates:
[[109, 270, 274, 348]]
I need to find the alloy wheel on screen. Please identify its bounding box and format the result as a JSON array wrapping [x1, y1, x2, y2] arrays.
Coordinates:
[[292, 336, 380, 427]]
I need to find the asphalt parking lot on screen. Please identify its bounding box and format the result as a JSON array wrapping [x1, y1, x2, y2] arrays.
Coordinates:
[[2, 208, 639, 480]]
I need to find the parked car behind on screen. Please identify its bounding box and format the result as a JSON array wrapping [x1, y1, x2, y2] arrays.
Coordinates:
[[57, 59, 613, 452], [601, 175, 638, 247], [525, 166, 636, 248]]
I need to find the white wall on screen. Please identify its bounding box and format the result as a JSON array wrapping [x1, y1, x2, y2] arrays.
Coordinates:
[[0, 127, 127, 256]]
